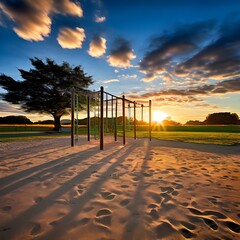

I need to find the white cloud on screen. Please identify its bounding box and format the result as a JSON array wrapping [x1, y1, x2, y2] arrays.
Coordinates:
[[88, 36, 106, 57], [120, 74, 138, 79], [102, 79, 119, 83], [57, 27, 85, 49], [0, 0, 83, 41], [95, 15, 106, 23]]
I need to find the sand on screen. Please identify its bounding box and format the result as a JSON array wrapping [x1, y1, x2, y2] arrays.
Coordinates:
[[0, 136, 240, 240]]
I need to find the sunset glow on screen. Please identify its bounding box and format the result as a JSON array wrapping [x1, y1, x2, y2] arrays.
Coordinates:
[[152, 111, 169, 123]]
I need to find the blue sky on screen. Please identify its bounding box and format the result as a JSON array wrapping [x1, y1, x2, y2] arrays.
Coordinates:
[[0, 0, 240, 123]]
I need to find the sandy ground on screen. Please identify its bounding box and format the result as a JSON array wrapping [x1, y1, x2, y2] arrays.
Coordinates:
[[0, 136, 240, 240]]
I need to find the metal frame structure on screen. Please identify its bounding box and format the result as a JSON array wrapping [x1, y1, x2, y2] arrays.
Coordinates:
[[71, 86, 152, 150]]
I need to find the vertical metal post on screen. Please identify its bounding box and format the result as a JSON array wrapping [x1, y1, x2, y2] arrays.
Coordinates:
[[106, 94, 108, 132], [111, 96, 114, 132], [134, 101, 136, 139], [115, 98, 118, 141], [75, 94, 78, 142], [149, 100, 152, 141], [122, 95, 126, 145], [94, 92, 97, 139], [100, 87, 104, 150], [71, 88, 75, 147], [141, 104, 144, 122], [87, 95, 90, 141]]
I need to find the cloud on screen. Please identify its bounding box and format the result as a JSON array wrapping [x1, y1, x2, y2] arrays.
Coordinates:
[[0, 101, 24, 114], [57, 27, 85, 49], [107, 38, 136, 68], [94, 15, 106, 23], [174, 22, 240, 80], [119, 74, 138, 79], [127, 78, 240, 100], [0, 0, 83, 41], [102, 79, 119, 83], [139, 20, 216, 82], [52, 0, 83, 17], [88, 35, 107, 57]]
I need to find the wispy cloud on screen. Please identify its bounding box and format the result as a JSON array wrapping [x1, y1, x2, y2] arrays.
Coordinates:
[[88, 35, 107, 57], [128, 78, 240, 100], [57, 27, 85, 49], [107, 38, 136, 68], [139, 20, 216, 82], [119, 74, 138, 79], [102, 79, 119, 83], [0, 0, 83, 41], [174, 21, 240, 81]]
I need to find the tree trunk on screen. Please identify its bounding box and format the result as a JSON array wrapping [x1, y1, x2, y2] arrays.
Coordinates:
[[53, 115, 61, 131]]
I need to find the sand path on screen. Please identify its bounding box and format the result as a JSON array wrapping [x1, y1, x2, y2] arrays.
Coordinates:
[[0, 137, 240, 240]]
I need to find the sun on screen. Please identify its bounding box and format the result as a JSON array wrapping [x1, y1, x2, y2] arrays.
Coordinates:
[[152, 111, 169, 123]]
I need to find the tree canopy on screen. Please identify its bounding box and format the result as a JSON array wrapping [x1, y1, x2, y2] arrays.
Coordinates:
[[204, 112, 239, 125], [0, 58, 93, 131]]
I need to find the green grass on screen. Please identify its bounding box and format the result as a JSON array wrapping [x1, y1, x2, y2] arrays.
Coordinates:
[[126, 131, 240, 145], [1, 124, 240, 145]]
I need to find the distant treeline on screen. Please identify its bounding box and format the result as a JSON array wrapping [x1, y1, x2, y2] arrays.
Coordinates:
[[185, 112, 240, 125], [1, 112, 239, 125]]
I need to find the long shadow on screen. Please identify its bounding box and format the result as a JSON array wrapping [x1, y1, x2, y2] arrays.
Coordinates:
[[38, 141, 140, 240], [1, 139, 69, 160], [0, 145, 100, 197], [2, 146, 70, 165], [121, 139, 151, 240], [150, 138, 240, 155], [0, 142, 136, 240]]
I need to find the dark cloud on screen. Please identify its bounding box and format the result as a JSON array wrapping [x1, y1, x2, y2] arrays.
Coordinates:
[[127, 78, 240, 99], [175, 22, 240, 80], [139, 20, 216, 82], [107, 38, 136, 68]]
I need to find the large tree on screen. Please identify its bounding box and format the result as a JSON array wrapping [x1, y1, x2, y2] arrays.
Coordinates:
[[204, 112, 239, 125], [0, 58, 93, 131]]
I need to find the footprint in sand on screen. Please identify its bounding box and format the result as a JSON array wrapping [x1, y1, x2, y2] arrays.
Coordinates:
[[187, 207, 203, 215], [161, 187, 174, 194], [201, 217, 218, 230], [2, 206, 12, 211], [180, 221, 196, 231], [95, 209, 112, 227], [222, 220, 240, 233], [30, 223, 42, 235], [179, 228, 196, 238], [34, 197, 44, 204], [120, 199, 130, 207], [203, 210, 227, 219], [101, 191, 116, 200], [154, 221, 178, 238], [149, 209, 159, 219]]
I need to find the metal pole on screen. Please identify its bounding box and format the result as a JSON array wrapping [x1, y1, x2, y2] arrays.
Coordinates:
[[115, 98, 118, 141], [141, 104, 144, 122], [94, 92, 97, 139], [100, 87, 104, 150], [111, 96, 114, 132], [87, 95, 90, 141], [149, 100, 152, 141], [106, 94, 108, 133], [71, 88, 75, 147], [134, 101, 136, 139], [122, 95, 126, 145], [75, 94, 78, 143]]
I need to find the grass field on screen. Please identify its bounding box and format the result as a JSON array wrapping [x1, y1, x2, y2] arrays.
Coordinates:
[[0, 124, 240, 145]]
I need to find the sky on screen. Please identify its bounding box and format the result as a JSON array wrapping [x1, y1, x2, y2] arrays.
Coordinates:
[[0, 0, 240, 124]]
